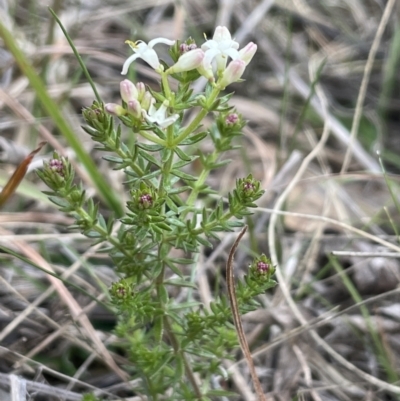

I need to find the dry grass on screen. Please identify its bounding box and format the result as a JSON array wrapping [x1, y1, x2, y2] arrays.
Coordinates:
[[1, 0, 400, 400]]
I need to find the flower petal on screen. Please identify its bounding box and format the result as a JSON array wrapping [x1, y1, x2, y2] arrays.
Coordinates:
[[139, 47, 162, 70], [213, 26, 231, 41], [148, 37, 176, 47], [121, 53, 141, 75], [143, 101, 179, 128]]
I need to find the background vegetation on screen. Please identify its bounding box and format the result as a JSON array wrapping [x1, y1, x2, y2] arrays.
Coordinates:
[[1, 0, 400, 400]]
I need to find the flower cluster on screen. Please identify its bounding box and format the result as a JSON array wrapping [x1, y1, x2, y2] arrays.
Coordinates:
[[120, 26, 256, 86], [105, 26, 256, 129], [105, 79, 179, 129]]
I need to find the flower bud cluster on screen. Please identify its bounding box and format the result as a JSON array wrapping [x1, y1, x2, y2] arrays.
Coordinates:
[[38, 153, 69, 192], [236, 174, 264, 204], [105, 80, 180, 129], [249, 254, 275, 282], [110, 279, 134, 302], [127, 183, 161, 213], [82, 103, 109, 131], [105, 79, 153, 120], [210, 111, 245, 152]]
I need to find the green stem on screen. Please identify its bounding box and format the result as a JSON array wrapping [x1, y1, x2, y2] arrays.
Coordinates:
[[179, 150, 219, 222], [173, 87, 220, 145], [139, 130, 166, 146], [161, 71, 172, 101], [193, 210, 234, 235], [104, 137, 144, 177], [159, 151, 175, 194], [72, 204, 133, 258], [163, 316, 203, 399], [186, 151, 218, 206]]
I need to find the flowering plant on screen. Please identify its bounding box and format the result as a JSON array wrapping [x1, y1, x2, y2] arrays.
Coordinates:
[[38, 26, 275, 400]]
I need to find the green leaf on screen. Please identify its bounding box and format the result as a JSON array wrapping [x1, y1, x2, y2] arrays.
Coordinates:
[[168, 186, 191, 195], [164, 259, 184, 277], [211, 159, 231, 169], [173, 157, 197, 169], [196, 235, 213, 248], [181, 132, 208, 145], [168, 258, 194, 264], [48, 196, 70, 208], [185, 347, 217, 358], [166, 217, 186, 227], [158, 285, 169, 303], [141, 170, 162, 180], [165, 196, 179, 213], [174, 146, 192, 161], [157, 222, 173, 231], [161, 148, 173, 163], [85, 231, 103, 238], [102, 155, 124, 164], [137, 143, 164, 152], [170, 169, 197, 181], [138, 149, 162, 167]]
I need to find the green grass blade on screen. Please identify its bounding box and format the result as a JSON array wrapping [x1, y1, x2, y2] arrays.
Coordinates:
[[329, 255, 398, 383], [48, 8, 102, 104]]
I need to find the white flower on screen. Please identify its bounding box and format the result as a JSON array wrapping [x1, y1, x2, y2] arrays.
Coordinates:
[[142, 101, 179, 129], [121, 38, 176, 75], [201, 26, 239, 73]]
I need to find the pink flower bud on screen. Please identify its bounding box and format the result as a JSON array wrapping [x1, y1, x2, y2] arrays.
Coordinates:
[[120, 79, 138, 103], [226, 113, 239, 125], [166, 49, 205, 74], [256, 260, 270, 274], [238, 42, 257, 65], [218, 59, 246, 89], [179, 43, 198, 54], [49, 159, 65, 176], [127, 99, 142, 119], [139, 193, 153, 209], [105, 103, 126, 116], [136, 82, 146, 102]]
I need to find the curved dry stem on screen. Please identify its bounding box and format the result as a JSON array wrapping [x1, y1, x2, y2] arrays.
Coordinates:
[[341, 0, 397, 173], [226, 226, 269, 401]]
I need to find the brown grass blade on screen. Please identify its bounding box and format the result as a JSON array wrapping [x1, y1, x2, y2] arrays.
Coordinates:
[[0, 141, 46, 208]]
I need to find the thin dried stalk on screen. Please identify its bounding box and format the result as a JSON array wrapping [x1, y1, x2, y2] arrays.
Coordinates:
[[226, 226, 269, 401]]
